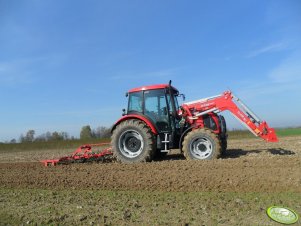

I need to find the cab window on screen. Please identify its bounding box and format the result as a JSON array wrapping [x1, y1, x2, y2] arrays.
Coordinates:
[[128, 91, 143, 113]]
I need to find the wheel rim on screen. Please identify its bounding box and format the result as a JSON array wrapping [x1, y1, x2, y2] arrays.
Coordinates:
[[189, 137, 213, 159], [118, 130, 144, 158]]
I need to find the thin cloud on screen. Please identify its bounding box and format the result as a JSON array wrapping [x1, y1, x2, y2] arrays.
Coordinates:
[[269, 54, 301, 83], [235, 81, 299, 100], [0, 55, 66, 86], [0, 61, 30, 85], [0, 57, 43, 84], [246, 42, 287, 58], [235, 53, 301, 100]]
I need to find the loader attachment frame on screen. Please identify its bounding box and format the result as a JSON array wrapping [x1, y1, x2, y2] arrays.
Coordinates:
[[182, 91, 278, 142]]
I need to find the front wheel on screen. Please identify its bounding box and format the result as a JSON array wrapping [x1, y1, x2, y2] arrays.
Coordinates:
[[182, 128, 221, 160], [111, 119, 155, 163]]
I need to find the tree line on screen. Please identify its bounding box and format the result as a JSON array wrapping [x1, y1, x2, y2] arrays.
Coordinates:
[[8, 125, 111, 144]]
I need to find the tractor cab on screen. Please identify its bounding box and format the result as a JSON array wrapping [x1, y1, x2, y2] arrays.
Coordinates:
[[127, 84, 180, 131], [126, 83, 182, 149]]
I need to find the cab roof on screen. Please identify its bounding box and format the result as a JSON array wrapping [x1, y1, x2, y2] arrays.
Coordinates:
[[128, 84, 179, 93]]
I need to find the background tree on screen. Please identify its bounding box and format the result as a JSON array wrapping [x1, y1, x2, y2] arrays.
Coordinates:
[[19, 134, 25, 143], [35, 134, 47, 142], [45, 132, 52, 141], [34, 131, 70, 142], [61, 132, 69, 140], [93, 126, 111, 139], [51, 131, 62, 141], [35, 132, 51, 142], [23, 130, 35, 142], [80, 125, 92, 140]]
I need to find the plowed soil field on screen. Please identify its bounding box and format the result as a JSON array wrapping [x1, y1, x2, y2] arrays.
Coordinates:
[[0, 136, 300, 225]]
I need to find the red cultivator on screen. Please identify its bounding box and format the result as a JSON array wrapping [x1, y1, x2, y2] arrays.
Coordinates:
[[41, 143, 113, 167]]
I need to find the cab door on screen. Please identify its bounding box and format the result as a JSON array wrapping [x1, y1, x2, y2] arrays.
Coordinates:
[[144, 89, 171, 133]]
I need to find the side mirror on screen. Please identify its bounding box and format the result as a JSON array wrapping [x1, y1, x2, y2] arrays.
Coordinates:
[[122, 109, 126, 116], [125, 92, 128, 97], [178, 94, 185, 101]]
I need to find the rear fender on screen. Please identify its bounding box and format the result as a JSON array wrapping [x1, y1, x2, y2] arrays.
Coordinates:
[[111, 115, 158, 135]]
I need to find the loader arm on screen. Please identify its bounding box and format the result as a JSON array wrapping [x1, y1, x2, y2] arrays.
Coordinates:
[[181, 91, 278, 142]]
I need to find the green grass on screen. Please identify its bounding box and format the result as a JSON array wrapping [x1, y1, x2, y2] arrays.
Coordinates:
[[275, 127, 301, 136]]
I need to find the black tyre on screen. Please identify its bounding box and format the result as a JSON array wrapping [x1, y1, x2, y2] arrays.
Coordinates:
[[182, 128, 221, 160], [111, 119, 155, 163]]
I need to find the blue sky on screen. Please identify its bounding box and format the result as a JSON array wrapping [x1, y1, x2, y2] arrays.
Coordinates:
[[0, 0, 301, 141]]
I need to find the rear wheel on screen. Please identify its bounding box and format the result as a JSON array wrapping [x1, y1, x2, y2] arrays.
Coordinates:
[[183, 128, 221, 160], [111, 119, 155, 163]]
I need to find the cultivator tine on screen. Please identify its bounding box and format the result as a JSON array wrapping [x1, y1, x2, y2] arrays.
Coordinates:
[[41, 143, 113, 167]]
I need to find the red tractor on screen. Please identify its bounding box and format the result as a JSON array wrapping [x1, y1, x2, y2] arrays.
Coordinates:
[[41, 81, 278, 166], [111, 81, 278, 163]]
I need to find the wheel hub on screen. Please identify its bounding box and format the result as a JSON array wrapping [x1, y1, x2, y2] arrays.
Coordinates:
[[118, 130, 144, 158], [125, 137, 141, 152], [190, 137, 213, 159], [197, 143, 207, 152]]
